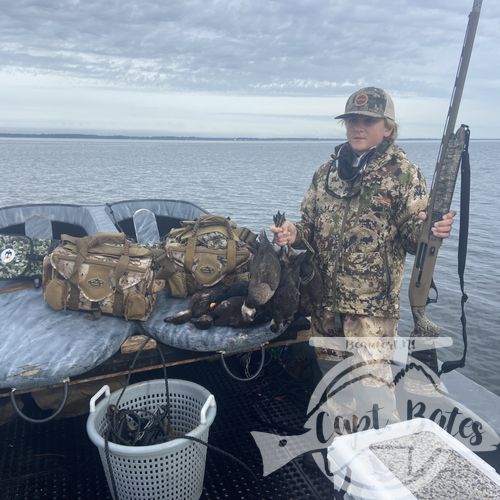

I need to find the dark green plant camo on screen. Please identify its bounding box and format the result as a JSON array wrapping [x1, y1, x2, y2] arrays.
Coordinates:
[[0, 235, 52, 279], [293, 142, 428, 319]]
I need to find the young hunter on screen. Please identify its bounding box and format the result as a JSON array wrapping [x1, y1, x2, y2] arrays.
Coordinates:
[[271, 87, 455, 426]]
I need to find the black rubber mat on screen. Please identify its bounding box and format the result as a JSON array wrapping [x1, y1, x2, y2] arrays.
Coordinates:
[[0, 353, 340, 500]]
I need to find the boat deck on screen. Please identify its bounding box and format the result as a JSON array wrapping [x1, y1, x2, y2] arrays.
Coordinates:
[[0, 350, 341, 500], [2, 343, 500, 499]]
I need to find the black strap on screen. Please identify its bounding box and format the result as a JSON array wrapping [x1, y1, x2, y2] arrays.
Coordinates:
[[105, 203, 127, 234], [440, 125, 470, 375]]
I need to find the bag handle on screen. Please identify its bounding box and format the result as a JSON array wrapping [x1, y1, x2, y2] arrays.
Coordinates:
[[192, 216, 235, 239], [63, 233, 130, 290], [184, 217, 236, 274], [62, 232, 126, 250], [180, 216, 257, 244]]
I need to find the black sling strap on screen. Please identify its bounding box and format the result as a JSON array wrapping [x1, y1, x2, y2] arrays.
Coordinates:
[[439, 125, 471, 375]]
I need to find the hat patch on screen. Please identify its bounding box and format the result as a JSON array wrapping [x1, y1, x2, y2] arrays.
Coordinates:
[[354, 93, 368, 107]]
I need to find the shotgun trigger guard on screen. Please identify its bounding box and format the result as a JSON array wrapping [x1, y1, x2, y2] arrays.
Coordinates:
[[426, 279, 439, 305]]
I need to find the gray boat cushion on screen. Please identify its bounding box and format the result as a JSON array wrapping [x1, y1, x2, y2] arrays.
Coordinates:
[[0, 203, 132, 391], [133, 209, 160, 245], [0, 204, 116, 235], [25, 215, 53, 239], [143, 292, 282, 353], [105, 199, 207, 226], [0, 281, 134, 390]]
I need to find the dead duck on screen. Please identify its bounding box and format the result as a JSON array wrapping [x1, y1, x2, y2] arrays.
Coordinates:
[[164, 282, 246, 325], [191, 314, 214, 330], [212, 296, 247, 328], [190, 286, 224, 317], [214, 281, 249, 304], [298, 250, 323, 317], [164, 282, 250, 329], [241, 230, 281, 322], [164, 308, 193, 325], [270, 249, 308, 333], [213, 294, 272, 328], [163, 286, 222, 325]]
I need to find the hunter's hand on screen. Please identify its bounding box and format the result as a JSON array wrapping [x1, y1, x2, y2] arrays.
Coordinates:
[[419, 210, 456, 239], [270, 220, 297, 246]]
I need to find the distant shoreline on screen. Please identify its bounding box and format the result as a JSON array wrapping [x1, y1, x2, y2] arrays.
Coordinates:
[[0, 132, 497, 141]]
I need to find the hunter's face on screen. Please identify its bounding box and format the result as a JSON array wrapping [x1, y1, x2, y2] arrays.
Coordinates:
[[345, 116, 392, 154]]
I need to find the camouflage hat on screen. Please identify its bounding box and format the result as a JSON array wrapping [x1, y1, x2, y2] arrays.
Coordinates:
[[335, 87, 395, 121]]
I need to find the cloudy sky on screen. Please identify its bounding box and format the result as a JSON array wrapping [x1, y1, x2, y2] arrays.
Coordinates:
[[1, 0, 498, 138]]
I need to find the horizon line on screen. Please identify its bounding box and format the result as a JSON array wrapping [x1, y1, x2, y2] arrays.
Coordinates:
[[1, 132, 499, 141]]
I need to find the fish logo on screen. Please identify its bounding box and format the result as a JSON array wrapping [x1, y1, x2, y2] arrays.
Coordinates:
[[87, 277, 105, 287], [251, 336, 500, 497], [198, 265, 215, 274]]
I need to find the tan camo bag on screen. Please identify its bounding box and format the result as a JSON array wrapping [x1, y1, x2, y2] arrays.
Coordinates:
[[163, 215, 256, 298], [42, 232, 165, 320]]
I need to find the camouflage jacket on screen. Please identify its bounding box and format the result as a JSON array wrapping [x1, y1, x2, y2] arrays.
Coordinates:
[[294, 142, 428, 318]]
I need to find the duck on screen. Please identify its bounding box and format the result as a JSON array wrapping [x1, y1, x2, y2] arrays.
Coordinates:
[[298, 250, 323, 317], [212, 294, 272, 328], [212, 296, 247, 328], [270, 249, 308, 333], [164, 282, 251, 328], [163, 285, 222, 325], [190, 314, 214, 330], [241, 230, 281, 322]]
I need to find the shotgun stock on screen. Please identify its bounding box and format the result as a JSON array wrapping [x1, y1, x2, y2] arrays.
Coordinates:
[[408, 0, 481, 371]]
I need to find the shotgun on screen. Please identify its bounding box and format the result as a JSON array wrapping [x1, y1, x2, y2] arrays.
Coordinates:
[[408, 0, 482, 374]]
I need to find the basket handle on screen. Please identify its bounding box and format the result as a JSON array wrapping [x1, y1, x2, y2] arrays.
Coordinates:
[[200, 394, 216, 425], [89, 384, 110, 413]]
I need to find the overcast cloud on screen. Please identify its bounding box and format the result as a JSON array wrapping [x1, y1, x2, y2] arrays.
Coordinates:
[[1, 0, 498, 137]]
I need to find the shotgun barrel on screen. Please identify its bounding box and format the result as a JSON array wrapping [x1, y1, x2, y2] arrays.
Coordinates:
[[408, 1, 482, 355]]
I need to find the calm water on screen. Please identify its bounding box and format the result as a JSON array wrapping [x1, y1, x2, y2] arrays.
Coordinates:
[[1, 138, 499, 395]]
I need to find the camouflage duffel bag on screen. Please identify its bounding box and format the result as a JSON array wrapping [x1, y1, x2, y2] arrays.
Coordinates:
[[43, 232, 165, 320], [0, 234, 58, 281], [163, 215, 256, 298]]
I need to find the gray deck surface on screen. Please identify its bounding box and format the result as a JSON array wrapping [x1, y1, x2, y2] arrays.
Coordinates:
[[0, 281, 136, 390]]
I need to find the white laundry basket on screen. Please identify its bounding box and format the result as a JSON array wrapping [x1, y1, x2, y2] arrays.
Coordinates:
[[87, 379, 216, 500]]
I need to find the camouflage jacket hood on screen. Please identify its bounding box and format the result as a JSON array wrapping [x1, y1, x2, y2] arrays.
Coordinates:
[[295, 142, 428, 318]]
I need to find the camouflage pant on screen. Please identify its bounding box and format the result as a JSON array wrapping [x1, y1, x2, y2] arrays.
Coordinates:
[[312, 309, 399, 429], [312, 309, 398, 385]]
